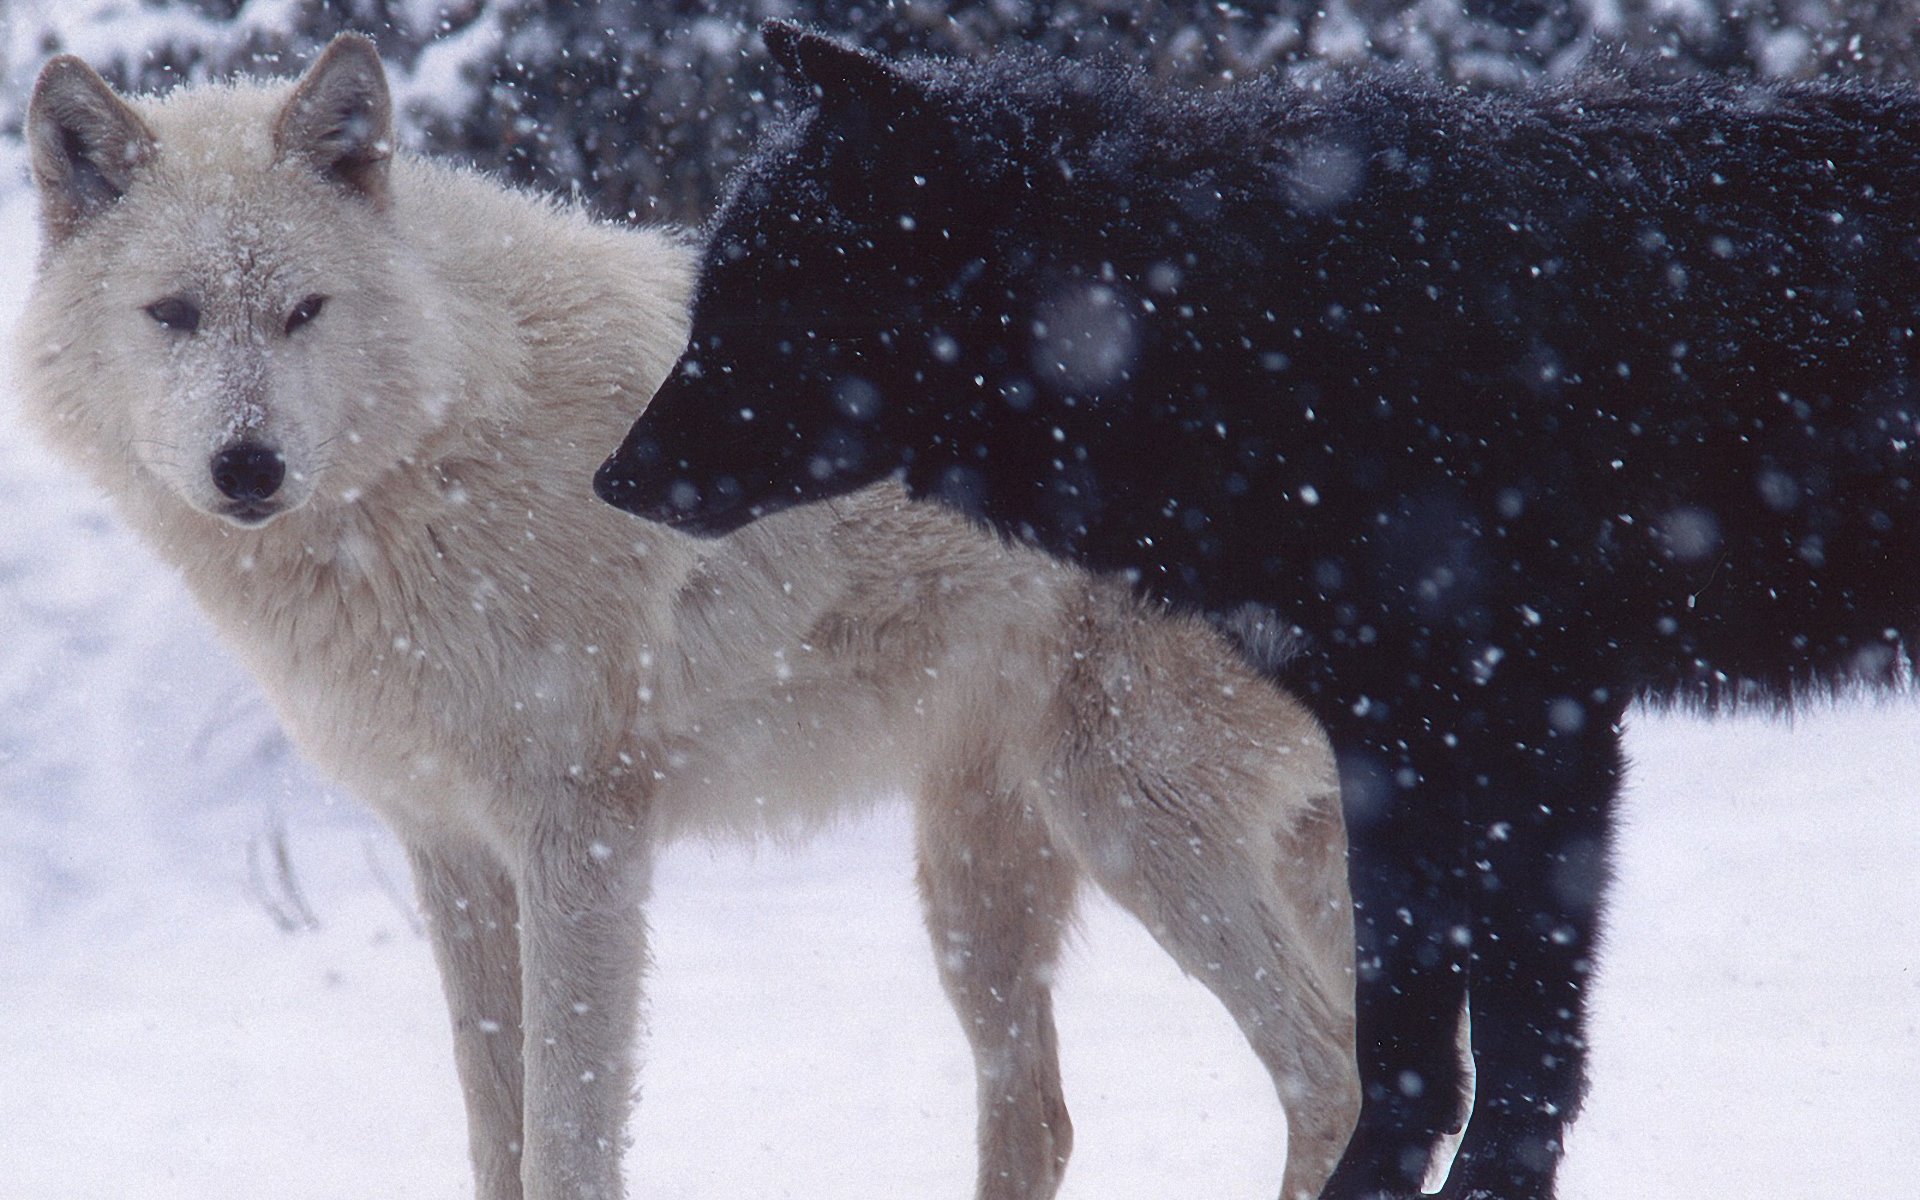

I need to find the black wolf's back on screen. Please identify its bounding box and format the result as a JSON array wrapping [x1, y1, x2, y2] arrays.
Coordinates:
[[959, 67, 1920, 708]]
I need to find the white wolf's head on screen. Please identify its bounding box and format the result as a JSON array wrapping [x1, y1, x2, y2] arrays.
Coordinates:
[[19, 35, 449, 529]]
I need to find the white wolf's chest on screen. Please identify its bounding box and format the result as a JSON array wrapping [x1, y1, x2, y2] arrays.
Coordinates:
[[186, 494, 970, 853], [188, 503, 671, 846]]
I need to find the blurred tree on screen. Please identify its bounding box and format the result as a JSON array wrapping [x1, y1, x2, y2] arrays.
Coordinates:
[[6, 0, 1920, 223]]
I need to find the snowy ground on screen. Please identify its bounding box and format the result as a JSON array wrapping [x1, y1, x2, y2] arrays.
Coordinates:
[[0, 140, 1915, 1198]]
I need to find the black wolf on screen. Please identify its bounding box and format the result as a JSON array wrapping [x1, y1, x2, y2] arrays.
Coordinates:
[[598, 24, 1920, 1199]]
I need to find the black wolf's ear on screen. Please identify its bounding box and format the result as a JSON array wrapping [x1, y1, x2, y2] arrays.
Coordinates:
[[274, 33, 393, 206], [761, 21, 923, 122], [25, 55, 158, 244]]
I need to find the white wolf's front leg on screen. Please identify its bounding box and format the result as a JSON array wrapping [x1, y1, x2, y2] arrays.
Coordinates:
[[514, 806, 653, 1200], [412, 844, 527, 1200]]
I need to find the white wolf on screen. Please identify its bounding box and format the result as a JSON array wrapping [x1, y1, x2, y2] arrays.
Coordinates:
[[16, 34, 1359, 1200]]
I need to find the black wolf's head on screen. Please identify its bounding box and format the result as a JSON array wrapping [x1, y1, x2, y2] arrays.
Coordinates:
[[596, 23, 1122, 545]]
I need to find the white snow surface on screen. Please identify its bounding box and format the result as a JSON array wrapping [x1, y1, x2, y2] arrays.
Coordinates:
[[0, 135, 1915, 1198]]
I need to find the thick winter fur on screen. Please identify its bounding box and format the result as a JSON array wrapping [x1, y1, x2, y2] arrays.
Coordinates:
[[600, 24, 1920, 1199], [16, 35, 1360, 1200]]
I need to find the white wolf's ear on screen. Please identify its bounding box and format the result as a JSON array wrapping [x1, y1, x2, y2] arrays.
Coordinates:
[[274, 32, 393, 206], [25, 55, 158, 244], [762, 20, 923, 120]]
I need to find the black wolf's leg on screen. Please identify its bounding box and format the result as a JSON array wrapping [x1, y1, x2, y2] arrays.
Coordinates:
[[1440, 696, 1624, 1200], [1321, 735, 1473, 1200]]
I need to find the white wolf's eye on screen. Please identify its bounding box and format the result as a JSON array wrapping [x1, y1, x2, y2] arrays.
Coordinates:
[[144, 297, 200, 334], [285, 294, 328, 336]]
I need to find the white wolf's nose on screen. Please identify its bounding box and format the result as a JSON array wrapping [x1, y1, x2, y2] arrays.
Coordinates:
[[210, 442, 286, 503]]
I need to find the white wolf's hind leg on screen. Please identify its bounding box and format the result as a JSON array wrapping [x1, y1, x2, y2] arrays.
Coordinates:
[[412, 843, 526, 1200], [916, 773, 1079, 1200], [1048, 735, 1360, 1200], [513, 809, 653, 1200]]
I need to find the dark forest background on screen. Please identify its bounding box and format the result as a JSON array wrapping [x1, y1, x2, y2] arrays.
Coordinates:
[[7, 0, 1920, 223]]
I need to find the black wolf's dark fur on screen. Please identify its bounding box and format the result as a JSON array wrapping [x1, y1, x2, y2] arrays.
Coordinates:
[[599, 25, 1920, 1198]]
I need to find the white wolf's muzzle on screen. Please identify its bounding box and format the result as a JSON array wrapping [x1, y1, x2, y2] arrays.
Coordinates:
[[209, 440, 288, 525]]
